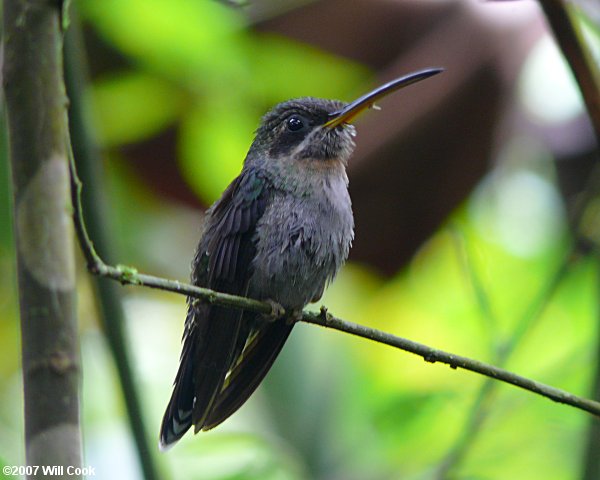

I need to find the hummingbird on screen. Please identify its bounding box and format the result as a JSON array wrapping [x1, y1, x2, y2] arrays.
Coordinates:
[[159, 67, 443, 449]]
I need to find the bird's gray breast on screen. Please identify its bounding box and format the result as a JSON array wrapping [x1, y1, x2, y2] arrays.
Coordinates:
[[249, 174, 353, 310]]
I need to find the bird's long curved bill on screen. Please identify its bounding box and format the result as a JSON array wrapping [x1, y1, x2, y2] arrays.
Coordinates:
[[324, 67, 444, 128]]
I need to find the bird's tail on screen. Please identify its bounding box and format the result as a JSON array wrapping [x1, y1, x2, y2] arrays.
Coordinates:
[[203, 318, 294, 430], [159, 323, 196, 450], [160, 304, 243, 449], [159, 309, 293, 446]]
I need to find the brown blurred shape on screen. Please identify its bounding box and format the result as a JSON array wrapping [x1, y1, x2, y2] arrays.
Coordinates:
[[86, 0, 547, 275], [255, 0, 544, 274]]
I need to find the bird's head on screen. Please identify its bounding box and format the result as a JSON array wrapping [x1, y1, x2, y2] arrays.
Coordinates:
[[251, 97, 355, 165], [246, 68, 443, 172]]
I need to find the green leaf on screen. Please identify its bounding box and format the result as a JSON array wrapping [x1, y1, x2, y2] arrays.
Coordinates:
[[178, 99, 257, 203], [90, 72, 184, 146], [78, 0, 247, 85], [246, 34, 370, 102]]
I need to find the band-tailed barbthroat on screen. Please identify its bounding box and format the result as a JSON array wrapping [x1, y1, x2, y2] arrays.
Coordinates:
[[160, 68, 443, 448]]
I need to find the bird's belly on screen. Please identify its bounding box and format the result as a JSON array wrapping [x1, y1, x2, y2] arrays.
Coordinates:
[[248, 196, 352, 310], [248, 245, 335, 309]]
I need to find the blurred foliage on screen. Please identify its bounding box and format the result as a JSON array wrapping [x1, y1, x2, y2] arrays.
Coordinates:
[[79, 0, 369, 203], [0, 1, 599, 480]]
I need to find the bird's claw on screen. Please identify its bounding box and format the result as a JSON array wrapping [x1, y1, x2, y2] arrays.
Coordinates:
[[285, 309, 303, 325], [262, 300, 302, 325], [264, 299, 285, 322]]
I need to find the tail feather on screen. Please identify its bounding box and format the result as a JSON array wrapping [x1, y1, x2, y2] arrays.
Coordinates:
[[204, 319, 294, 430], [191, 305, 243, 430], [160, 309, 293, 446], [159, 304, 243, 448], [159, 326, 196, 449]]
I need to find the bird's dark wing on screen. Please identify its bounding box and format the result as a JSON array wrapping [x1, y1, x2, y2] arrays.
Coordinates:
[[160, 169, 269, 448]]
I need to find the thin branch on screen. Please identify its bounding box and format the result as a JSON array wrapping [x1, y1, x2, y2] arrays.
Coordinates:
[[420, 3, 600, 464], [535, 2, 600, 476], [64, 17, 164, 480], [304, 307, 600, 416], [67, 158, 600, 419], [435, 232, 576, 478], [538, 0, 600, 143], [582, 254, 600, 480], [434, 231, 502, 479]]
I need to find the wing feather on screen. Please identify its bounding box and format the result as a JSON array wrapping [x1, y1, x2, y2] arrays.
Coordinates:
[[160, 170, 270, 447]]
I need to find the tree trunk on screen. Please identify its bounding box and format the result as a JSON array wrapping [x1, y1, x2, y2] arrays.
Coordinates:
[[3, 1, 82, 478]]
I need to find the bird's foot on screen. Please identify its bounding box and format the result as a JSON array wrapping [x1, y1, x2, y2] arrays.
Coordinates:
[[285, 309, 303, 325], [264, 299, 285, 322], [262, 300, 302, 325]]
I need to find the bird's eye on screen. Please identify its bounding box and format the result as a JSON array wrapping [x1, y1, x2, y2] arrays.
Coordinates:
[[286, 115, 305, 132]]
